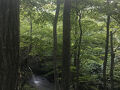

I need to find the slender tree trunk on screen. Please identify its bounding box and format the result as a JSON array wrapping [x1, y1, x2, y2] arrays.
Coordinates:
[[53, 0, 60, 90], [103, 15, 110, 90], [103, 0, 111, 89], [0, 0, 20, 90], [76, 12, 83, 90], [29, 15, 32, 54], [62, 0, 71, 89], [73, 42, 77, 67], [110, 31, 115, 90]]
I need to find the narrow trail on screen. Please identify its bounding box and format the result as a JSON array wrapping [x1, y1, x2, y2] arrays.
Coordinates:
[[29, 74, 54, 90]]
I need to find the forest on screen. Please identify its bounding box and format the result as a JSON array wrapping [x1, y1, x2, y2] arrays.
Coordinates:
[[0, 0, 120, 90]]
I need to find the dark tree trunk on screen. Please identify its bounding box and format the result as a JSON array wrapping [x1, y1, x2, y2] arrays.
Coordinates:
[[29, 15, 32, 54], [73, 41, 77, 67], [110, 31, 115, 90], [53, 0, 60, 90], [76, 12, 82, 90], [62, 0, 71, 89], [103, 15, 110, 90], [0, 0, 20, 90], [103, 0, 111, 89]]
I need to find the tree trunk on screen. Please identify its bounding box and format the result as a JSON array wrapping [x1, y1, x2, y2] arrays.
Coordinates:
[[62, 0, 71, 89], [103, 15, 110, 90], [53, 0, 60, 90], [103, 0, 111, 89], [0, 0, 20, 90], [110, 31, 115, 90], [29, 14, 32, 54], [76, 12, 82, 90]]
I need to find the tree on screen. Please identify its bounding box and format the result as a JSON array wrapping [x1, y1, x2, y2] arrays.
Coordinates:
[[103, 1, 111, 89], [76, 12, 83, 90], [53, 0, 60, 90], [103, 15, 110, 90], [103, 16, 110, 90], [62, 0, 71, 89], [19, 0, 120, 90], [110, 31, 115, 90], [0, 0, 20, 90]]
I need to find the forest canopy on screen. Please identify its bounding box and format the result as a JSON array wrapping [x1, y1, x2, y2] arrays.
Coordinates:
[[19, 0, 120, 90], [0, 0, 120, 90], [20, 0, 120, 90]]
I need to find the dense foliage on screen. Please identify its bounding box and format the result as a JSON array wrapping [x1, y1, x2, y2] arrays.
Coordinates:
[[19, 0, 120, 90]]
